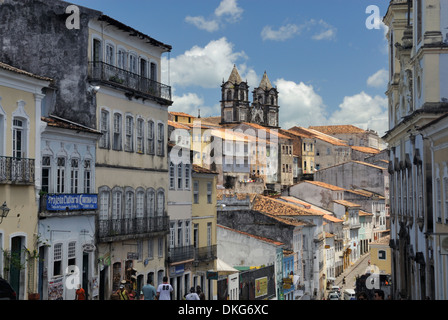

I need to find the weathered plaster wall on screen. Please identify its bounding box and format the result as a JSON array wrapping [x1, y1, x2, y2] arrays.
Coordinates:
[[0, 0, 100, 127]]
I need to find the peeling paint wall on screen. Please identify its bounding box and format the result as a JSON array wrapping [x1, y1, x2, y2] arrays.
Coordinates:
[[0, 0, 101, 127]]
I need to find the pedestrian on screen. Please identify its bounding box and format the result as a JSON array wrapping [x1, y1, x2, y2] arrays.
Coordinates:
[[373, 289, 385, 300], [141, 279, 156, 300], [75, 284, 86, 300], [117, 284, 129, 300], [185, 287, 200, 300], [196, 285, 205, 300], [156, 276, 173, 300]]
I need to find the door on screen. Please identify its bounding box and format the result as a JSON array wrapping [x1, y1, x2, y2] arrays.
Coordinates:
[[83, 253, 89, 299], [10, 237, 22, 299]]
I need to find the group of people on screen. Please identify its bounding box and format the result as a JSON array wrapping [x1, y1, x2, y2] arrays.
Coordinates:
[[115, 276, 206, 301]]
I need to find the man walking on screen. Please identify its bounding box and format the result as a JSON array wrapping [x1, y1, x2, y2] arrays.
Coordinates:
[[156, 276, 173, 300], [142, 279, 156, 300]]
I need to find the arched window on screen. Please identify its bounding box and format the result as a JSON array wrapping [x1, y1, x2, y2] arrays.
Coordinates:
[[147, 188, 155, 217], [157, 189, 165, 216]]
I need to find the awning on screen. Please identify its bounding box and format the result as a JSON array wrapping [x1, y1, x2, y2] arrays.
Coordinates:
[[216, 258, 239, 275]]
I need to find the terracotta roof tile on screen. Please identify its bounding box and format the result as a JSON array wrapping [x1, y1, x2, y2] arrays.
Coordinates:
[[309, 125, 366, 135], [303, 180, 346, 191], [351, 146, 380, 154], [253, 195, 324, 216], [333, 199, 361, 207], [0, 61, 53, 82], [192, 164, 218, 174]]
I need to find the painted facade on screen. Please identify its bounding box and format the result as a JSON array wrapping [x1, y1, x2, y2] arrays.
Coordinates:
[[0, 62, 51, 300]]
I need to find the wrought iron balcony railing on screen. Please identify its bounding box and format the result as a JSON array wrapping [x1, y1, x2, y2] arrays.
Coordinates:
[[0, 156, 35, 184], [88, 61, 172, 102], [167, 245, 195, 264], [97, 216, 169, 240], [195, 245, 217, 262]]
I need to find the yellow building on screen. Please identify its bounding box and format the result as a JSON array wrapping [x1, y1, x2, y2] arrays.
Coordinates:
[[88, 15, 173, 299], [0, 62, 52, 300], [369, 235, 392, 275], [419, 113, 448, 300], [192, 164, 218, 300]]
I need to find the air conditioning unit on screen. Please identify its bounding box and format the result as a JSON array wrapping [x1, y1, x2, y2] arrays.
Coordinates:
[[440, 235, 448, 255]]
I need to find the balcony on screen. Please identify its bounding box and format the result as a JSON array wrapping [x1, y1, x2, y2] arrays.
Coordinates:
[[167, 245, 195, 264], [0, 156, 35, 184], [97, 216, 169, 242], [195, 245, 217, 262], [88, 61, 172, 103]]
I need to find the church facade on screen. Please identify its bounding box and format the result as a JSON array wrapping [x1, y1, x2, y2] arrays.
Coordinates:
[[220, 65, 280, 128]]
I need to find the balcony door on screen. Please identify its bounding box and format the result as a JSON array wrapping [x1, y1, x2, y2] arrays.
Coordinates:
[[13, 118, 25, 159]]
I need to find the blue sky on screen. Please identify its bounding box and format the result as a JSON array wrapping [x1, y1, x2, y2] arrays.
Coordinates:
[[69, 0, 390, 136]]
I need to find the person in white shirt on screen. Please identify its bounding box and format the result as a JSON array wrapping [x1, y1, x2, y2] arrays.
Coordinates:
[[156, 276, 173, 300], [185, 287, 200, 300]]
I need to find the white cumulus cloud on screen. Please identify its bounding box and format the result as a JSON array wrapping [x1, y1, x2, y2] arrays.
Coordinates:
[[186, 0, 243, 32], [367, 68, 388, 88], [162, 37, 257, 89]]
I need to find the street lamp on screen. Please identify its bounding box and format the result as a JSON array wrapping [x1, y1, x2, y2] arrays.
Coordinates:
[[0, 201, 10, 224]]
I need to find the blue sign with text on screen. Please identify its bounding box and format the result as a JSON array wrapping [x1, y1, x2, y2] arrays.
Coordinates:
[[46, 194, 98, 211]]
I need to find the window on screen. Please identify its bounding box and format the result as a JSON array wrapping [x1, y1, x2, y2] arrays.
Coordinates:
[[57, 157, 66, 194], [99, 190, 110, 220], [157, 189, 165, 216], [140, 58, 147, 78], [158, 237, 163, 257], [378, 250, 386, 260], [137, 118, 144, 153], [136, 191, 144, 219], [185, 221, 190, 246], [42, 156, 51, 193], [147, 189, 155, 217], [147, 120, 155, 155], [70, 158, 79, 193], [53, 243, 63, 276], [207, 222, 212, 247], [177, 221, 183, 247], [125, 115, 134, 152], [169, 162, 175, 189], [177, 163, 183, 189], [193, 181, 199, 204], [437, 178, 442, 222], [185, 164, 190, 190], [157, 123, 164, 156], [169, 222, 175, 248], [150, 62, 157, 81], [112, 190, 122, 220], [106, 44, 114, 65], [12, 118, 25, 158], [129, 54, 137, 74], [117, 49, 127, 70], [99, 110, 110, 149], [207, 182, 212, 204], [93, 39, 102, 62], [68, 242, 76, 266], [125, 191, 134, 220], [113, 113, 122, 151], [84, 160, 92, 194]]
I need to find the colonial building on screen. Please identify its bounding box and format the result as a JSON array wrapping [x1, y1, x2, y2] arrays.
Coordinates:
[[192, 165, 219, 300], [383, 0, 448, 300], [0, 0, 173, 300], [38, 115, 101, 300], [0, 62, 51, 300]]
